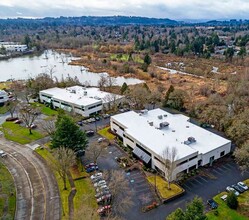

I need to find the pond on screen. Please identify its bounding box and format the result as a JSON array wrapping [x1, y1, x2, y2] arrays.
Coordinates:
[[0, 50, 143, 86]]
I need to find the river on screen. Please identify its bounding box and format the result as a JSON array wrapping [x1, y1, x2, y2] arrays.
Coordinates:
[[0, 50, 143, 86]]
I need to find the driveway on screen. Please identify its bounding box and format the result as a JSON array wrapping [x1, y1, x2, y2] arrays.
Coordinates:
[[0, 138, 61, 220]]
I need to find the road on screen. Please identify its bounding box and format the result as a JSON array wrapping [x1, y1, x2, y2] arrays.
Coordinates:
[[0, 138, 61, 220]]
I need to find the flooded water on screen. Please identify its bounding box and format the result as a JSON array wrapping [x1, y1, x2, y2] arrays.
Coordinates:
[[0, 50, 143, 86]]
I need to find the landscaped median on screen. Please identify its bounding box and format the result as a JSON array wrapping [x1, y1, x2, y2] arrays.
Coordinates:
[[31, 103, 58, 116], [147, 175, 185, 203], [0, 162, 16, 219], [206, 179, 249, 220], [97, 126, 115, 140], [1, 121, 44, 144], [35, 147, 99, 220]]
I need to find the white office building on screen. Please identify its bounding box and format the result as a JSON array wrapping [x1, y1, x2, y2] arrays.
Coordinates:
[[111, 108, 231, 180], [0, 90, 9, 104], [0, 42, 28, 52], [39, 86, 123, 117]]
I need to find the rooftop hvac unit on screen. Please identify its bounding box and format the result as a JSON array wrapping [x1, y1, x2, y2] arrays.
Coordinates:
[[163, 114, 167, 117], [148, 121, 153, 126], [159, 121, 169, 129], [140, 109, 148, 114], [84, 91, 87, 96], [188, 137, 196, 143], [158, 115, 163, 119]]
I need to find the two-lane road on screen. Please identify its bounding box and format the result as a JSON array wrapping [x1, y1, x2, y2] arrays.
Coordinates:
[[0, 138, 61, 220]]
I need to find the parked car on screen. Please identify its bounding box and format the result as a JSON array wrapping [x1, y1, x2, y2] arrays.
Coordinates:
[[97, 205, 111, 216], [77, 121, 83, 126], [86, 165, 99, 173], [14, 119, 22, 124], [86, 130, 95, 137], [232, 184, 245, 193], [91, 172, 103, 180], [0, 150, 7, 158], [85, 163, 97, 169], [95, 116, 100, 121], [97, 137, 105, 143], [6, 117, 18, 122], [75, 149, 85, 157], [97, 194, 112, 204], [26, 124, 37, 129], [92, 177, 103, 184], [103, 114, 110, 119], [94, 180, 106, 188], [207, 199, 218, 209], [238, 182, 248, 191], [95, 190, 110, 198], [226, 186, 240, 196], [96, 185, 109, 192]]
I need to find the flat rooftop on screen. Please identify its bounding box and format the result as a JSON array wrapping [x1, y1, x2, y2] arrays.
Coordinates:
[[40, 86, 122, 106], [112, 108, 231, 160]]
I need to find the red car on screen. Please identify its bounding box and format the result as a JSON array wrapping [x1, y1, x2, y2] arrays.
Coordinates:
[[97, 205, 111, 216], [85, 163, 97, 169]]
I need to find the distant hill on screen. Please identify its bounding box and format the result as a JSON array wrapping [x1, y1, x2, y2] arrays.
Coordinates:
[[0, 16, 179, 26]]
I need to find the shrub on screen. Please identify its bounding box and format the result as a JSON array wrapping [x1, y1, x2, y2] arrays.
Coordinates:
[[214, 209, 219, 216], [226, 192, 238, 210]]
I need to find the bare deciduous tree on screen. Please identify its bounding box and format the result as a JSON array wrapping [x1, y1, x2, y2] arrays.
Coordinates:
[[18, 104, 39, 134], [40, 116, 56, 136], [98, 74, 108, 91], [160, 146, 178, 190], [85, 141, 108, 164], [52, 147, 76, 190], [5, 100, 18, 118], [104, 170, 133, 218]]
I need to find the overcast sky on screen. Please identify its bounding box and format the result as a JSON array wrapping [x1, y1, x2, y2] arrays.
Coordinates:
[[0, 0, 249, 20]]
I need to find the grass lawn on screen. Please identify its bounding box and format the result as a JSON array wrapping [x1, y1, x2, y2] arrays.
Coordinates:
[[1, 122, 44, 144], [31, 103, 58, 116], [0, 82, 12, 90], [36, 147, 99, 220], [98, 127, 115, 140], [0, 105, 8, 114], [147, 175, 184, 199], [0, 162, 16, 219], [110, 53, 144, 63], [207, 179, 249, 220]]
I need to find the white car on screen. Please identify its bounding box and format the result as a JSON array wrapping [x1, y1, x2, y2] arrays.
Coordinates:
[[238, 182, 248, 191], [226, 186, 239, 196], [91, 172, 103, 180], [0, 150, 7, 158], [96, 185, 109, 192], [94, 180, 106, 188]]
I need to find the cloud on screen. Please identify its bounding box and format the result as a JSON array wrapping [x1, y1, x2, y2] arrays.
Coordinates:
[[0, 0, 249, 19]]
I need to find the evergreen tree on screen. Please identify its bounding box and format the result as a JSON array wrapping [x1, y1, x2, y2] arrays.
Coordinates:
[[226, 192, 238, 209], [144, 53, 152, 65], [163, 85, 174, 107], [51, 115, 88, 151], [120, 82, 128, 94]]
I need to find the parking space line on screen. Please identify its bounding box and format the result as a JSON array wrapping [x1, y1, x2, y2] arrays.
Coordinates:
[[199, 176, 208, 182], [212, 169, 223, 175], [217, 167, 226, 172], [134, 183, 150, 189], [220, 165, 230, 170], [222, 164, 235, 170], [135, 187, 151, 194], [192, 178, 204, 185], [183, 184, 192, 191]]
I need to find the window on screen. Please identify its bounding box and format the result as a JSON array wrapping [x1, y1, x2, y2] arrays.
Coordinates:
[[189, 155, 198, 161], [0, 97, 3, 99], [124, 134, 134, 143], [135, 143, 151, 156], [177, 159, 188, 167], [154, 156, 164, 164], [220, 151, 225, 157]]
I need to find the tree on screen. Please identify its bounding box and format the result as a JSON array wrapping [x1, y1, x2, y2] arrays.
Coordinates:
[[234, 140, 249, 173], [167, 89, 186, 111], [104, 170, 133, 218], [160, 146, 178, 190], [184, 197, 207, 220], [163, 85, 174, 107], [238, 46, 246, 60], [19, 104, 39, 134], [226, 192, 238, 209], [51, 115, 88, 151], [167, 208, 185, 220], [167, 197, 206, 220], [85, 141, 108, 164], [224, 47, 234, 62], [144, 53, 151, 65], [5, 100, 18, 118], [98, 74, 108, 91], [120, 82, 128, 95], [52, 147, 76, 190], [40, 116, 56, 136]]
